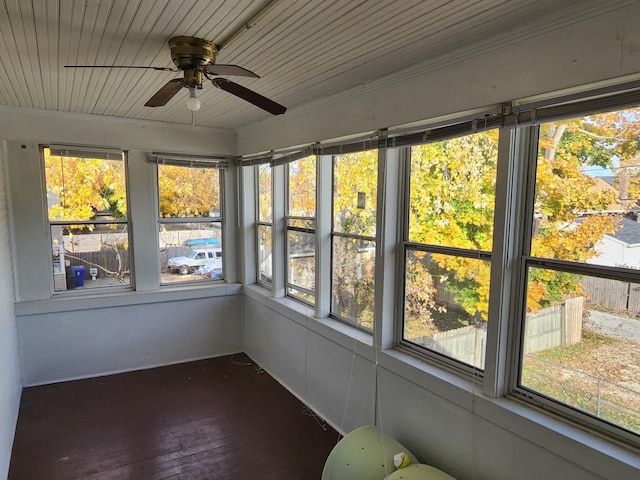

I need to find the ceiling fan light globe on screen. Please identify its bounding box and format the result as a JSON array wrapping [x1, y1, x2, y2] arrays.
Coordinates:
[[187, 97, 201, 112]]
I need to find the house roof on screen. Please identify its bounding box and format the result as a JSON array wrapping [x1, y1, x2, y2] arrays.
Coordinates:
[[609, 216, 640, 246]]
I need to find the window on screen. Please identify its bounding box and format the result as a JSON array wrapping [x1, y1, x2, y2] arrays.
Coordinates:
[[401, 130, 499, 369], [237, 83, 640, 447], [257, 164, 273, 286], [157, 161, 224, 284], [332, 150, 378, 329], [516, 105, 640, 438], [286, 155, 316, 304], [44, 146, 130, 292]]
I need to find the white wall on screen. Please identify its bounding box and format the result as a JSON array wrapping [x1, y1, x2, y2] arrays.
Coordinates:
[[0, 142, 21, 479], [236, 3, 640, 154], [0, 105, 235, 154], [1, 108, 245, 387], [17, 287, 243, 386], [243, 288, 640, 480]]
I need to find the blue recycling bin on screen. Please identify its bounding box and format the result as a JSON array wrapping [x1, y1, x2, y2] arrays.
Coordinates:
[[73, 266, 86, 287]]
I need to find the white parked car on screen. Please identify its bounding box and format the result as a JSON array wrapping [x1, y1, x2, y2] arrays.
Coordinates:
[[167, 248, 222, 275], [194, 258, 223, 279]]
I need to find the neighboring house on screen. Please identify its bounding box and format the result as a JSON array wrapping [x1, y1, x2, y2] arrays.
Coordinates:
[[590, 216, 640, 269]]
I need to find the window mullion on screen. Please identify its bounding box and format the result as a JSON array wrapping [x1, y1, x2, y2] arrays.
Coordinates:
[[373, 145, 401, 349], [483, 126, 523, 396], [507, 125, 541, 393], [315, 155, 333, 318], [238, 166, 257, 285], [271, 164, 286, 297]]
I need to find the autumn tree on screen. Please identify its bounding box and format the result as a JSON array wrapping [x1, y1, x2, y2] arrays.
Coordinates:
[[287, 156, 316, 299], [158, 164, 220, 218], [45, 149, 126, 221], [332, 151, 377, 328], [406, 108, 639, 329], [44, 149, 129, 281], [288, 156, 316, 217], [406, 130, 498, 334]]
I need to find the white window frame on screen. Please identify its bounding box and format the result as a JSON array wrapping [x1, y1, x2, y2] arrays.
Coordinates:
[[509, 95, 640, 446], [44, 145, 132, 295], [153, 153, 227, 286], [256, 163, 273, 289], [285, 155, 317, 305]]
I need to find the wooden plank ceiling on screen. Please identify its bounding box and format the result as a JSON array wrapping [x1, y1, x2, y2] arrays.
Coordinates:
[[0, 0, 625, 130]]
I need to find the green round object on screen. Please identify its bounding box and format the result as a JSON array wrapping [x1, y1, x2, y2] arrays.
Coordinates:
[[322, 425, 419, 480], [384, 463, 456, 480]]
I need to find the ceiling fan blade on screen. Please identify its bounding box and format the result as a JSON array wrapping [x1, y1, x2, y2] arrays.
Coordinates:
[[145, 79, 184, 107], [211, 78, 286, 115], [203, 64, 259, 78], [64, 65, 177, 72]]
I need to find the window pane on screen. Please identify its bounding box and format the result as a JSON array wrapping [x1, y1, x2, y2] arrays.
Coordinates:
[[532, 107, 640, 265], [45, 148, 130, 293], [288, 218, 315, 230], [408, 130, 498, 250], [158, 164, 220, 218], [45, 149, 126, 221], [159, 223, 222, 283], [258, 164, 272, 223], [258, 224, 272, 284], [51, 224, 130, 291], [289, 156, 316, 217], [288, 230, 315, 293], [287, 156, 316, 303], [403, 250, 489, 369], [520, 267, 640, 435], [333, 151, 377, 236], [331, 236, 375, 329], [286, 287, 314, 304]]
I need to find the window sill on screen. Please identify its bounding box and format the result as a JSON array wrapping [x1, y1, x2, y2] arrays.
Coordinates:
[[15, 282, 243, 316]]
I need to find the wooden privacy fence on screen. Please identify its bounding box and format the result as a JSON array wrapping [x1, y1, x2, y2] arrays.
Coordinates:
[[582, 276, 640, 313], [413, 297, 583, 367], [416, 324, 487, 368], [523, 296, 583, 354], [66, 247, 129, 278]]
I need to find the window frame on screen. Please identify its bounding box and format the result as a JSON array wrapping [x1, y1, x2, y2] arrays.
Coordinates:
[[397, 127, 501, 374], [44, 145, 132, 295], [330, 150, 379, 331], [256, 163, 273, 289], [510, 107, 640, 445], [285, 155, 317, 306], [235, 81, 640, 449], [155, 156, 226, 286]]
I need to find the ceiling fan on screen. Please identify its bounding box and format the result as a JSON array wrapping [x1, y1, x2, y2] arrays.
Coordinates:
[[65, 36, 286, 115]]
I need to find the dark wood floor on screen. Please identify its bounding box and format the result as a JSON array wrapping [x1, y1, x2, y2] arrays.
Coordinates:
[[9, 354, 338, 479]]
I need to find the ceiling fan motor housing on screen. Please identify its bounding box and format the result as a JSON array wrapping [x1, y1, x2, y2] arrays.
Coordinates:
[[169, 36, 217, 87]]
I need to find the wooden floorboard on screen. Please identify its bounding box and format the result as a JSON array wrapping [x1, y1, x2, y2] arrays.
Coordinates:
[[8, 354, 338, 479]]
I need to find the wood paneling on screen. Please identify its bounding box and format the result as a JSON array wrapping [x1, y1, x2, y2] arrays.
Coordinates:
[[0, 0, 622, 130], [9, 354, 338, 479]]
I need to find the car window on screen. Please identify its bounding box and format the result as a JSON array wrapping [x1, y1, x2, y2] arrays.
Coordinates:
[[195, 253, 205, 259]]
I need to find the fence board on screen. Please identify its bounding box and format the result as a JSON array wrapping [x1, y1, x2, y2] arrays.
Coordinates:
[[582, 276, 631, 312], [629, 284, 640, 313], [414, 298, 583, 363]]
